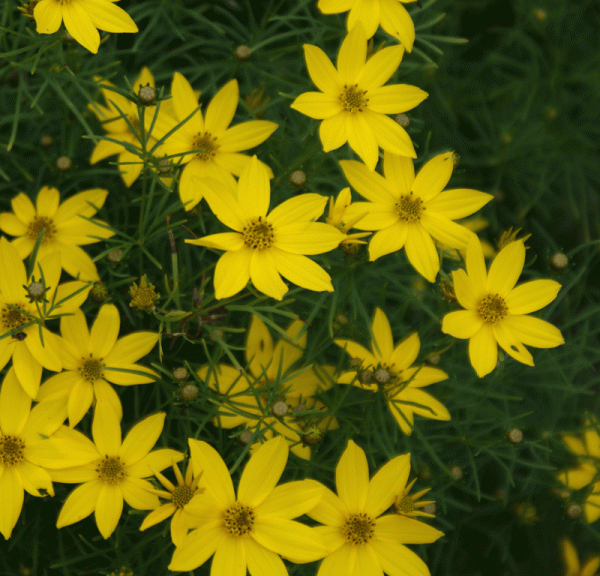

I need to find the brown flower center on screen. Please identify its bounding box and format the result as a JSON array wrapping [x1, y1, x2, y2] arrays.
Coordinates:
[[0, 435, 25, 467], [477, 294, 508, 324], [342, 513, 376, 544], [339, 84, 369, 113], [96, 456, 127, 485], [395, 193, 424, 223], [27, 216, 57, 242], [1, 303, 31, 332], [243, 216, 274, 249], [223, 503, 255, 536], [395, 495, 415, 514], [172, 485, 194, 508], [78, 356, 104, 383], [192, 132, 219, 161]]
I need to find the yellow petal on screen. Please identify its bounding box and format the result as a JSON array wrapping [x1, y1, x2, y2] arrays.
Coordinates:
[[318, 0, 354, 14], [425, 188, 493, 220], [271, 318, 307, 377], [62, 0, 100, 54], [34, 0, 64, 34], [335, 338, 378, 369], [256, 479, 324, 519], [336, 440, 369, 512], [368, 83, 428, 115], [275, 222, 343, 255], [357, 46, 403, 90], [67, 379, 94, 427], [319, 111, 348, 151], [0, 236, 27, 300], [371, 308, 393, 362], [89, 304, 120, 359], [84, 0, 138, 33], [465, 235, 488, 295], [493, 321, 534, 367], [127, 448, 183, 478], [92, 403, 122, 456], [36, 186, 60, 217], [404, 224, 439, 282], [380, 0, 415, 51], [375, 513, 444, 543], [54, 188, 108, 224], [188, 439, 235, 508], [452, 268, 480, 310], [245, 315, 274, 375], [199, 177, 246, 232], [19, 460, 54, 497], [368, 223, 409, 260], [204, 79, 238, 135], [171, 72, 203, 131], [370, 540, 430, 576], [383, 151, 414, 194], [237, 156, 270, 219], [303, 44, 341, 95], [168, 522, 225, 571], [389, 332, 420, 372], [268, 193, 328, 228], [212, 535, 246, 576], [140, 502, 176, 531], [468, 325, 497, 378], [0, 212, 28, 237], [121, 477, 160, 509], [103, 331, 158, 366], [270, 249, 334, 293], [218, 120, 278, 152], [291, 92, 343, 119], [364, 453, 410, 518], [347, 112, 379, 170], [55, 245, 99, 282], [245, 537, 288, 576], [249, 249, 288, 300], [502, 315, 564, 349], [337, 23, 367, 85], [0, 467, 24, 539], [442, 309, 483, 340], [95, 484, 123, 538], [347, 0, 380, 39], [421, 211, 475, 250], [487, 241, 525, 297], [119, 412, 165, 465], [57, 479, 102, 529], [505, 279, 561, 315], [317, 544, 356, 576], [213, 248, 252, 299], [0, 367, 31, 435], [412, 152, 453, 202], [12, 342, 43, 398]]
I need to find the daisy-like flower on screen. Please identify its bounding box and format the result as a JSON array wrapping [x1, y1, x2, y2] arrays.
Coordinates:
[[557, 420, 600, 524], [33, 0, 138, 54], [36, 304, 159, 427], [318, 0, 417, 51], [340, 151, 493, 281], [561, 537, 600, 576], [0, 238, 91, 398], [291, 24, 427, 170], [308, 440, 443, 576], [169, 436, 328, 572], [435, 216, 496, 261], [0, 367, 98, 539], [0, 187, 114, 281], [203, 315, 337, 459], [394, 478, 435, 518], [186, 156, 345, 300], [326, 187, 370, 249], [140, 461, 204, 546], [335, 308, 450, 434], [153, 72, 278, 210], [441, 236, 564, 378], [53, 407, 183, 539]]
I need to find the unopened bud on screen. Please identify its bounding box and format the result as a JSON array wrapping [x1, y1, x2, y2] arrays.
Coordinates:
[[394, 113, 410, 127], [290, 170, 307, 188], [238, 430, 253, 445], [350, 357, 362, 369], [108, 249, 123, 263], [336, 314, 348, 325], [272, 401, 288, 418], [373, 368, 391, 385], [40, 135, 53, 147], [27, 281, 45, 301], [450, 466, 463, 480], [90, 282, 109, 303], [358, 369, 373, 384], [179, 383, 199, 401], [292, 403, 306, 414], [137, 85, 156, 106], [440, 277, 456, 303], [422, 503, 436, 515], [507, 427, 523, 444], [565, 503, 582, 519], [303, 425, 323, 446], [533, 8, 547, 21], [210, 329, 224, 341], [426, 354, 441, 366], [451, 152, 460, 168], [173, 367, 188, 382], [550, 252, 568, 271], [56, 156, 72, 171], [157, 158, 172, 174], [234, 45, 251, 61]]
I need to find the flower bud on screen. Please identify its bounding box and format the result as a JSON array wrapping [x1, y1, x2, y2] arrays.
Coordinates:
[[235, 45, 251, 61], [549, 252, 568, 271], [179, 383, 199, 402], [138, 85, 156, 106], [56, 156, 72, 171], [173, 367, 189, 382], [290, 170, 307, 188]]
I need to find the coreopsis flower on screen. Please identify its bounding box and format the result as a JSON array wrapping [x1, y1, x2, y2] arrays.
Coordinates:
[[291, 24, 427, 170], [185, 156, 345, 300], [441, 236, 564, 378], [202, 315, 337, 459], [89, 69, 171, 187], [0, 187, 113, 281], [153, 72, 278, 210], [435, 216, 496, 260], [129, 275, 160, 310], [318, 0, 416, 51], [326, 187, 370, 247], [53, 408, 183, 539], [140, 461, 204, 546], [0, 238, 91, 398], [308, 440, 443, 576], [33, 0, 138, 54], [36, 304, 159, 427], [340, 151, 493, 281], [394, 478, 435, 518], [335, 307, 450, 434], [561, 537, 600, 576], [169, 436, 328, 572], [557, 421, 600, 524], [0, 368, 97, 539]]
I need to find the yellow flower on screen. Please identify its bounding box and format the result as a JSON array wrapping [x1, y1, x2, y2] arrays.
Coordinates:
[[557, 420, 600, 524], [53, 407, 183, 539], [441, 236, 564, 378], [0, 187, 113, 281], [0, 237, 91, 398], [169, 436, 328, 572], [308, 440, 443, 576], [129, 275, 160, 310], [140, 461, 204, 546], [318, 0, 416, 51], [0, 367, 97, 539], [394, 478, 435, 518], [326, 187, 370, 247], [202, 315, 338, 459], [89, 68, 172, 188], [186, 156, 345, 300], [435, 216, 496, 260], [335, 308, 450, 435], [33, 0, 138, 54], [153, 72, 278, 210], [340, 151, 493, 281], [291, 24, 427, 170], [36, 304, 159, 427], [561, 537, 600, 576]]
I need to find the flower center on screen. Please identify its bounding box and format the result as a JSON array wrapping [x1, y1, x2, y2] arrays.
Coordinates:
[[395, 496, 415, 514], [477, 294, 508, 324], [342, 513, 376, 544], [192, 132, 219, 161], [395, 194, 424, 223], [0, 435, 25, 467], [223, 503, 255, 536], [96, 456, 127, 485], [1, 303, 31, 332], [78, 356, 104, 383], [27, 216, 57, 243], [339, 84, 369, 113], [172, 485, 194, 508], [243, 216, 274, 249]]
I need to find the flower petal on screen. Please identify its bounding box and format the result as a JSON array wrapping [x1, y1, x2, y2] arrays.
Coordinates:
[[268, 193, 328, 228], [168, 522, 225, 571], [303, 44, 341, 95], [358, 45, 403, 90], [67, 379, 94, 427], [119, 412, 165, 465], [364, 453, 410, 518], [335, 338, 378, 369], [505, 279, 561, 315], [256, 479, 324, 520], [250, 249, 288, 300], [0, 236, 27, 300], [188, 232, 245, 251], [368, 223, 408, 261], [245, 315, 274, 375], [468, 325, 497, 378], [103, 331, 158, 367], [199, 177, 246, 232], [319, 111, 348, 151], [421, 211, 475, 250], [275, 222, 343, 255], [487, 241, 525, 297], [465, 235, 488, 295], [89, 304, 120, 360], [238, 156, 270, 220], [412, 152, 453, 202], [493, 321, 534, 366], [82, 0, 138, 32], [140, 502, 176, 531], [375, 514, 444, 544], [452, 268, 480, 310], [205, 79, 238, 135], [57, 479, 102, 529], [340, 159, 396, 204], [245, 537, 288, 576], [404, 225, 439, 282], [95, 484, 123, 538], [218, 120, 278, 153], [34, 0, 64, 34], [0, 467, 24, 539], [213, 248, 252, 299], [368, 84, 427, 115], [188, 439, 235, 508], [127, 448, 183, 478], [0, 212, 28, 237], [171, 72, 203, 131], [121, 477, 160, 510], [371, 308, 393, 362], [425, 188, 493, 220], [291, 92, 343, 119], [0, 367, 31, 435], [92, 403, 122, 456], [337, 440, 369, 512], [380, 0, 415, 51], [502, 315, 564, 349], [389, 332, 420, 372], [370, 539, 430, 576], [347, 0, 380, 38], [442, 310, 483, 340], [347, 113, 379, 171], [62, 0, 100, 54], [12, 342, 43, 398], [337, 23, 367, 85]]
